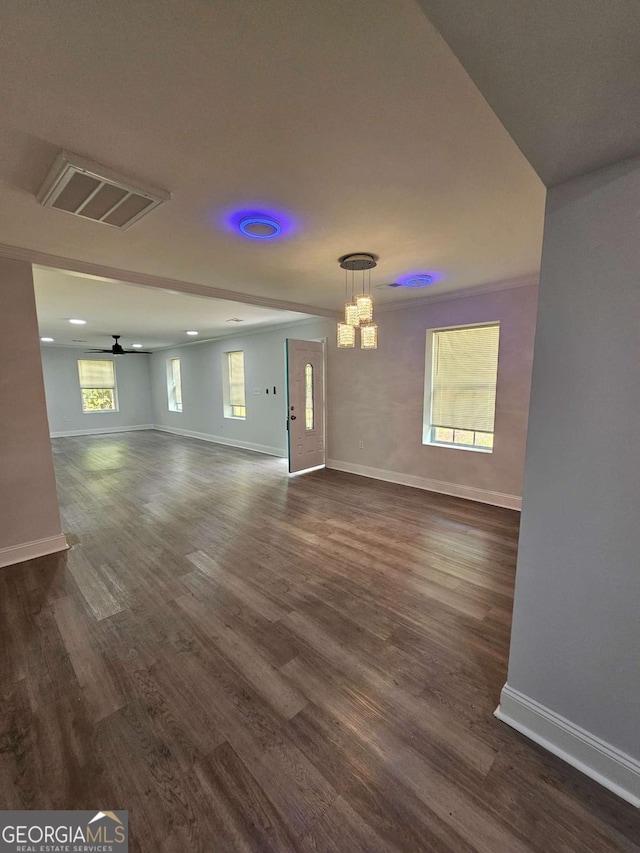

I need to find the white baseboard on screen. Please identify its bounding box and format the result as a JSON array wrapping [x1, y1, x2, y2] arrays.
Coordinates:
[[50, 424, 154, 438], [325, 459, 521, 510], [152, 425, 287, 458], [0, 533, 69, 569], [495, 684, 640, 808]]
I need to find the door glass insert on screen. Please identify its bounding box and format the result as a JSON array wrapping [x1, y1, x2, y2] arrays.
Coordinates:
[[305, 363, 314, 430]]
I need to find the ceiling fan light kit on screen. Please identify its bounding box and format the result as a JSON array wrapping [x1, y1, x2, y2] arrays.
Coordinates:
[[337, 253, 378, 350]]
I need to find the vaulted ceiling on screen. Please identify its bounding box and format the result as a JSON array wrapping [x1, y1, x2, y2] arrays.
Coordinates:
[[416, 0, 640, 186]]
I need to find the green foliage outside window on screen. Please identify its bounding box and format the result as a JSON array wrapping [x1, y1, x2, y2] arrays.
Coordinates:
[[82, 388, 116, 412]]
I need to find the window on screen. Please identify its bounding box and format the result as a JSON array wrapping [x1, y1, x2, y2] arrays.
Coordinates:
[[78, 359, 117, 413], [305, 363, 314, 430], [167, 358, 183, 412], [223, 351, 246, 419], [424, 323, 500, 451]]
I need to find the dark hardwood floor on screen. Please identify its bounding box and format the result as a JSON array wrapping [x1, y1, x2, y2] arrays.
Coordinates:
[[1, 431, 638, 852]]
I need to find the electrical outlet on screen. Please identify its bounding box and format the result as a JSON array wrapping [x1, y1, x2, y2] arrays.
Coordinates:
[[359, 440, 364, 449]]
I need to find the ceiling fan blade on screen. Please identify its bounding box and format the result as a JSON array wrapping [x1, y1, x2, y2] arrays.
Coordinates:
[[84, 349, 112, 352], [122, 349, 152, 354]]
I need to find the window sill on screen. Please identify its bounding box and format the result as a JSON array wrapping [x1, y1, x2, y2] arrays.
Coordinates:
[[224, 416, 246, 421], [82, 410, 119, 415], [423, 439, 493, 454]]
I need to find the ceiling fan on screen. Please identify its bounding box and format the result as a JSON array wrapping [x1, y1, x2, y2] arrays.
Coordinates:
[[85, 335, 151, 355]]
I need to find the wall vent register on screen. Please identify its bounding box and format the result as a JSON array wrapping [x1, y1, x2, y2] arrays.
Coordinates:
[[37, 150, 170, 229]]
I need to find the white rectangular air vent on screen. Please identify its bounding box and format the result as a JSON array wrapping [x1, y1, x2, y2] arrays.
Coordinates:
[[37, 150, 170, 229]]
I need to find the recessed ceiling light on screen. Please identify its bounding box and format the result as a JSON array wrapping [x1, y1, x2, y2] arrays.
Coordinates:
[[69, 318, 87, 324], [393, 272, 442, 289], [401, 275, 434, 288], [132, 343, 142, 348], [238, 214, 282, 240], [40, 336, 54, 342], [223, 207, 296, 240], [186, 330, 198, 336]]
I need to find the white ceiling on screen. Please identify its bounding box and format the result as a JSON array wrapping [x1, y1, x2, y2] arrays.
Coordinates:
[[416, 0, 640, 186], [34, 267, 315, 350], [0, 0, 545, 314]]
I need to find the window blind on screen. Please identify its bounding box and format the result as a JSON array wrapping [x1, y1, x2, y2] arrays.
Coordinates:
[[78, 359, 115, 388], [431, 325, 499, 433], [227, 351, 245, 407]]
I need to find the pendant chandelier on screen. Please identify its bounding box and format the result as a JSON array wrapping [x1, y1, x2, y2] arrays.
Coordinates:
[[337, 253, 378, 350]]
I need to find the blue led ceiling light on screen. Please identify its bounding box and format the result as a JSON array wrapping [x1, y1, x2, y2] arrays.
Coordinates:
[[219, 203, 298, 243], [402, 275, 434, 288], [222, 206, 296, 240], [238, 214, 282, 240]]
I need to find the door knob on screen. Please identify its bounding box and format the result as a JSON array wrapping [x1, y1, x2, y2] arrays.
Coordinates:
[[290, 415, 297, 420]]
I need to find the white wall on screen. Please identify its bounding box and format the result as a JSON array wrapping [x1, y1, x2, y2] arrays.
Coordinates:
[[37, 283, 536, 508], [328, 282, 538, 508], [150, 319, 332, 456], [0, 258, 66, 567], [147, 282, 537, 507], [498, 157, 640, 805], [41, 347, 153, 435]]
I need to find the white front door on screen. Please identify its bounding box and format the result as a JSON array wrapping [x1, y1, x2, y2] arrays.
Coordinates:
[[286, 338, 325, 473]]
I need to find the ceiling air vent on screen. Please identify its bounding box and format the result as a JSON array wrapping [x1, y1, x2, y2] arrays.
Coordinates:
[[37, 150, 170, 229]]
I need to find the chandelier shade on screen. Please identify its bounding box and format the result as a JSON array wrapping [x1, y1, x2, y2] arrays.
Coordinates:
[[360, 323, 378, 350], [337, 322, 356, 348], [356, 294, 373, 324], [345, 302, 360, 327]]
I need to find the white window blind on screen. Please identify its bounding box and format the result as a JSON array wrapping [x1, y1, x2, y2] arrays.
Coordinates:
[[77, 359, 117, 413], [431, 325, 500, 433], [78, 360, 115, 388], [228, 352, 245, 406]]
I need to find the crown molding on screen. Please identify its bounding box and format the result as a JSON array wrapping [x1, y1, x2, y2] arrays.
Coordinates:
[[0, 242, 340, 319], [375, 273, 539, 314], [0, 241, 537, 321]]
